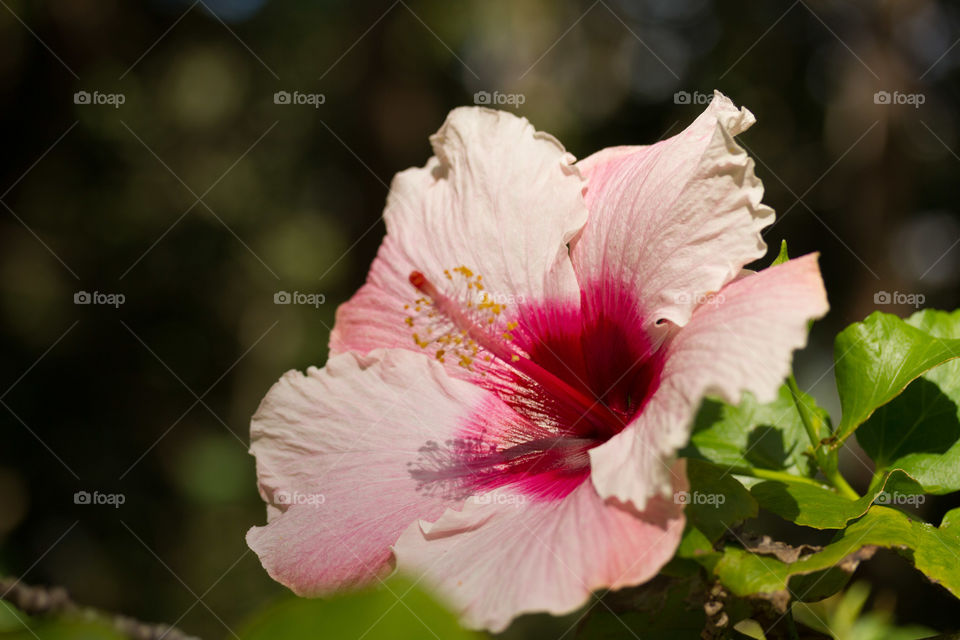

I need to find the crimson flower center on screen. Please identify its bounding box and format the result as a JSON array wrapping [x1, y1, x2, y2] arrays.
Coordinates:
[[406, 268, 663, 501]]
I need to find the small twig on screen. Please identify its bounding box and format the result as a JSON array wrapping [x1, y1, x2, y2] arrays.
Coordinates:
[[786, 374, 859, 499], [0, 577, 199, 640], [785, 604, 800, 640]]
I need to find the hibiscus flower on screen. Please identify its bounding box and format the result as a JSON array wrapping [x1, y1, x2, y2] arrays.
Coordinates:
[[247, 91, 828, 631]]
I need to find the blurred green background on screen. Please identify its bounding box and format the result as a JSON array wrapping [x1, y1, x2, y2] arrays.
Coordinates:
[[1, 0, 960, 637]]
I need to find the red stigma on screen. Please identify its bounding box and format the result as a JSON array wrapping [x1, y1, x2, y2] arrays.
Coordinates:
[[409, 270, 426, 289]]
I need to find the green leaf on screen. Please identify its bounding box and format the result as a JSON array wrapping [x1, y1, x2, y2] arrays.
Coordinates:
[[237, 575, 479, 640], [750, 469, 919, 529], [913, 507, 960, 599], [0, 601, 24, 633], [833, 312, 960, 445], [710, 507, 917, 608], [675, 524, 716, 561], [793, 581, 935, 640], [686, 385, 820, 479], [0, 608, 125, 640], [709, 506, 960, 608], [0, 601, 127, 640], [684, 459, 758, 542], [771, 239, 790, 266], [857, 309, 960, 493]]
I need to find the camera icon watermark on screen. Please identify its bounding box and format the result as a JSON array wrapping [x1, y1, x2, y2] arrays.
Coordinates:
[[873, 90, 925, 109], [874, 290, 924, 309], [273, 90, 325, 108], [673, 90, 714, 105], [473, 90, 526, 107], [674, 490, 726, 507], [74, 490, 126, 508], [74, 290, 125, 308], [74, 90, 126, 109], [274, 291, 326, 308]]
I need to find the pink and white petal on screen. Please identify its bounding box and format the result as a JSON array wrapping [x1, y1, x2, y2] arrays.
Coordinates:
[[572, 91, 774, 334], [246, 348, 491, 595], [394, 462, 687, 633], [589, 254, 829, 509], [330, 108, 588, 360]]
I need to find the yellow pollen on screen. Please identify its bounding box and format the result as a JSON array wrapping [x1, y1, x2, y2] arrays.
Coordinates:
[[403, 266, 522, 371]]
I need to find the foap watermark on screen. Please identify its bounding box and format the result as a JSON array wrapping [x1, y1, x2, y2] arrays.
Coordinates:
[[874, 90, 925, 108], [275, 490, 326, 507], [472, 291, 526, 306], [674, 490, 726, 507], [274, 291, 326, 308], [674, 90, 714, 105], [473, 91, 525, 107], [74, 490, 125, 508], [274, 90, 325, 108], [874, 491, 925, 507], [674, 291, 724, 306], [874, 290, 924, 309], [74, 90, 125, 108], [469, 493, 527, 507], [74, 290, 125, 308]]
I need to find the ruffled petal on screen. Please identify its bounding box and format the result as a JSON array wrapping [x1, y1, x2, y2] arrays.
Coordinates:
[[330, 108, 588, 365], [572, 91, 774, 335], [589, 255, 829, 509], [394, 461, 687, 632], [246, 348, 490, 595]]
